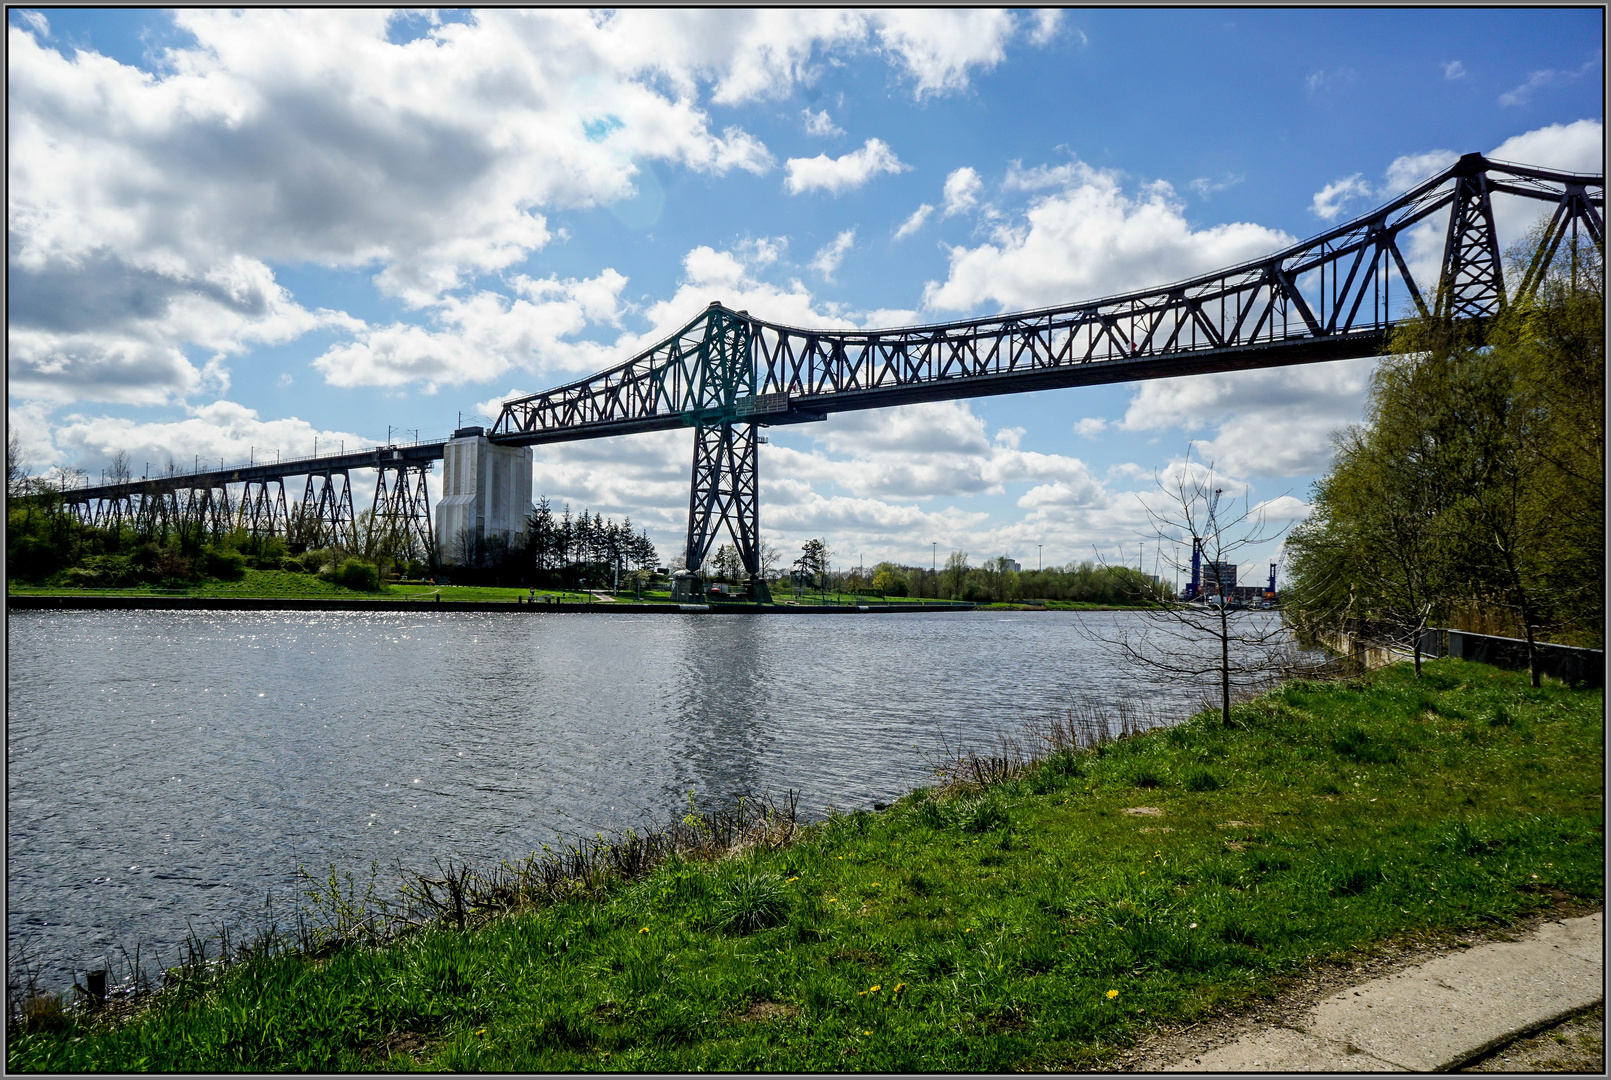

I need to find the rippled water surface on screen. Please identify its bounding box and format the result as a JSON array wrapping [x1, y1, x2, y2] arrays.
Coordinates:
[[9, 607, 1277, 990]]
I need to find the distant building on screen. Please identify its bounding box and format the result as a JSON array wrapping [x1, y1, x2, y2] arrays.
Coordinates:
[[1204, 562, 1237, 594], [1006, 559, 1022, 573]]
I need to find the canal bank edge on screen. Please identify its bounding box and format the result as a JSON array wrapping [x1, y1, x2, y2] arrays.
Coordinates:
[[5, 594, 977, 614]]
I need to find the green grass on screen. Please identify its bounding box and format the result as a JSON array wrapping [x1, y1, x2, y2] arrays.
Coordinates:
[[7, 572, 664, 605], [9, 660, 1602, 1072]]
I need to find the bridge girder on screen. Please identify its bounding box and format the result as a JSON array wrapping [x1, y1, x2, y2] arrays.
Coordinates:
[[485, 154, 1600, 598], [51, 154, 1603, 595]]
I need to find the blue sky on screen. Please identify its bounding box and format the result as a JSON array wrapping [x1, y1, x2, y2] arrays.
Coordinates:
[[7, 8, 1603, 578]]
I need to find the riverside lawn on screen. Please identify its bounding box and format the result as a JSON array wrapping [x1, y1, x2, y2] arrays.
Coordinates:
[[10, 661, 1601, 1072], [4, 572, 963, 605]]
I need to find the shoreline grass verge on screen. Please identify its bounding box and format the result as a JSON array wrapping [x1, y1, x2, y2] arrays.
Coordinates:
[[7, 569, 1155, 609], [8, 659, 1602, 1072]]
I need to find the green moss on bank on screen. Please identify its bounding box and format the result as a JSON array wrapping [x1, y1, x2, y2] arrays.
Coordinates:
[[9, 660, 1601, 1072]]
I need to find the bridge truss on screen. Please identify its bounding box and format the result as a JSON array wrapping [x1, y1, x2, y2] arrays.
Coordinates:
[[57, 154, 1601, 586], [65, 447, 442, 561], [490, 154, 1601, 587]]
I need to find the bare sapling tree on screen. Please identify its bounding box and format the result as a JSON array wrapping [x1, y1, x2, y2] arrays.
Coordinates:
[[1086, 449, 1295, 726], [6, 432, 31, 499]]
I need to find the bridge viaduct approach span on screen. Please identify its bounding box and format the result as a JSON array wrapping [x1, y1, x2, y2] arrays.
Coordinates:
[[64, 154, 1602, 591]]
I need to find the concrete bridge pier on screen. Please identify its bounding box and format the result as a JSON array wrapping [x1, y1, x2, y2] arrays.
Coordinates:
[[435, 427, 534, 566]]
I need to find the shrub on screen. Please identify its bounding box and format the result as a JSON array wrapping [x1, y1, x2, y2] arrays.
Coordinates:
[[152, 548, 193, 581], [59, 567, 102, 588], [334, 559, 380, 592], [1182, 767, 1223, 792], [200, 548, 248, 581]]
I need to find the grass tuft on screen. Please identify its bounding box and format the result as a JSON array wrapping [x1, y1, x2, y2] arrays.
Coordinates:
[[714, 872, 792, 935]]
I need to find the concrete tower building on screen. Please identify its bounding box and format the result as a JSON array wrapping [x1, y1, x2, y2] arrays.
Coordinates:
[[435, 427, 533, 565]]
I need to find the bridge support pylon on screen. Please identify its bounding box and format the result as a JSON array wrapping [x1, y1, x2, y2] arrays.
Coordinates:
[[436, 427, 533, 568], [680, 420, 770, 603]]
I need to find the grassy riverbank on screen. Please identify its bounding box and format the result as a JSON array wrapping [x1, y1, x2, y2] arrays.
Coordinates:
[[9, 660, 1601, 1072], [7, 572, 1002, 607]]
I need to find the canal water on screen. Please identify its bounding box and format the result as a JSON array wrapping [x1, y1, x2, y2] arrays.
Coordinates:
[[8, 608, 1286, 993]]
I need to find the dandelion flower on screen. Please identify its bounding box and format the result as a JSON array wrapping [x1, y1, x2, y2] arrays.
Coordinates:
[[869, 984, 881, 993], [894, 983, 906, 995], [638, 927, 650, 934], [1106, 989, 1119, 999], [864, 1029, 873, 1035], [786, 877, 799, 883]]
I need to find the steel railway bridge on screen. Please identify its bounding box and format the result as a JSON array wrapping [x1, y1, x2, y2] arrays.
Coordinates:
[[59, 153, 1602, 592]]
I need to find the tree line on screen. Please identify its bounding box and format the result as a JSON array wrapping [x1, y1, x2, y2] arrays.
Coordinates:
[[522, 497, 660, 590], [1283, 227, 1603, 681], [778, 535, 1167, 604]]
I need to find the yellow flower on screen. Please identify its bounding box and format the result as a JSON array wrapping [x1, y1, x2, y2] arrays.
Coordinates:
[[638, 926, 650, 934], [1106, 989, 1119, 999], [870, 882, 881, 887], [476, 1028, 487, 1035], [863, 1029, 873, 1035], [869, 984, 882, 993], [828, 897, 839, 903], [786, 876, 799, 883], [893, 982, 906, 995]]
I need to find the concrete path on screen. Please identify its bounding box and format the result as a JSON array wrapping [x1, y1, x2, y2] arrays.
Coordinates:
[[1167, 912, 1603, 1072]]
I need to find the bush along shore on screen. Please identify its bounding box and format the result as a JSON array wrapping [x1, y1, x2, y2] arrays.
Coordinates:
[[8, 659, 1601, 1072]]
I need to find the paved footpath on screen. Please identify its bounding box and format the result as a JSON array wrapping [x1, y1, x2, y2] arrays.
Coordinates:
[[1168, 912, 1603, 1072]]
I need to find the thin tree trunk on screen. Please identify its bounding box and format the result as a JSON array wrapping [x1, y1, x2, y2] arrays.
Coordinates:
[[1220, 603, 1231, 725], [1524, 621, 1541, 687]]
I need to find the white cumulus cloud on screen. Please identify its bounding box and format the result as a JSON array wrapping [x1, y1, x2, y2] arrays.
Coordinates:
[[894, 203, 935, 240], [802, 108, 844, 137], [785, 138, 908, 195], [1310, 174, 1374, 220], [922, 160, 1293, 313], [810, 230, 858, 282], [942, 167, 984, 217]]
